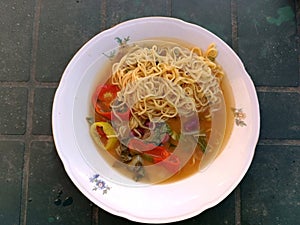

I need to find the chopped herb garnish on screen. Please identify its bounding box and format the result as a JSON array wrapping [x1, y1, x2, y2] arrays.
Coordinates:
[[194, 134, 207, 153]]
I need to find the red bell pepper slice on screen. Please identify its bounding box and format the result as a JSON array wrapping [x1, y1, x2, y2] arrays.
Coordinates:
[[158, 154, 180, 173], [93, 84, 120, 107], [92, 84, 130, 120], [96, 126, 107, 138], [144, 146, 170, 160], [128, 138, 158, 151], [144, 146, 180, 173], [127, 139, 180, 173]]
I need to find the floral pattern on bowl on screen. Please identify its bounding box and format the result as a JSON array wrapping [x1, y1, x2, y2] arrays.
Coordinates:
[[89, 174, 111, 194]]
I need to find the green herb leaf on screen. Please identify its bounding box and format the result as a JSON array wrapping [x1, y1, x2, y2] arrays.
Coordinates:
[[195, 134, 207, 153], [86, 117, 94, 125]]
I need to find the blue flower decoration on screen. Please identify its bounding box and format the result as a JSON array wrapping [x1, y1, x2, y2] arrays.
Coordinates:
[[89, 174, 111, 194]]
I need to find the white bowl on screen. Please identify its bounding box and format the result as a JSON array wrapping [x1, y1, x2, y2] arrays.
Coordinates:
[[52, 17, 260, 223]]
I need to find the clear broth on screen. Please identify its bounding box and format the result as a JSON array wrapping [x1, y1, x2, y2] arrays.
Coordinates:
[[91, 39, 235, 184]]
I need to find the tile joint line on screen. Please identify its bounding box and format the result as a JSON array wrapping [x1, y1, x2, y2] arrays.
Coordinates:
[[19, 0, 42, 224]]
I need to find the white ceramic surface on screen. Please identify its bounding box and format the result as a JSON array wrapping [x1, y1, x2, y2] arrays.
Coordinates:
[[52, 17, 260, 223]]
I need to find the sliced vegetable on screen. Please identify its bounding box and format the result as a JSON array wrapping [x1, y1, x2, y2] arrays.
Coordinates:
[[144, 146, 180, 173], [92, 84, 120, 107], [195, 134, 207, 153], [169, 130, 180, 147], [92, 84, 131, 120], [90, 122, 118, 151], [144, 122, 172, 145], [127, 138, 158, 151], [159, 154, 180, 173], [115, 144, 132, 163], [86, 117, 94, 125], [143, 146, 170, 161], [128, 155, 145, 181], [127, 139, 180, 173], [170, 129, 179, 141]]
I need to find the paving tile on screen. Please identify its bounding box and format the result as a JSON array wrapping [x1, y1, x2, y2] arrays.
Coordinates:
[[32, 88, 56, 135], [35, 0, 102, 82], [258, 92, 300, 139], [241, 145, 300, 225], [26, 141, 92, 225], [98, 191, 235, 225], [0, 141, 24, 224], [172, 0, 232, 45], [237, 0, 298, 86], [0, 87, 28, 134], [0, 0, 35, 81], [105, 0, 171, 28]]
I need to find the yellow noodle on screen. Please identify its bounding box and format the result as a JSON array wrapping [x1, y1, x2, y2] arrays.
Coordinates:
[[111, 43, 224, 129]]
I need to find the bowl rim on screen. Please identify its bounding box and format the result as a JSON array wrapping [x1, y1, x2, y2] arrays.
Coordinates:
[[52, 16, 260, 223]]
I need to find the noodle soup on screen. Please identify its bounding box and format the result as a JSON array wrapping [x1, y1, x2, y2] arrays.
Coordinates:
[[87, 40, 234, 184]]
